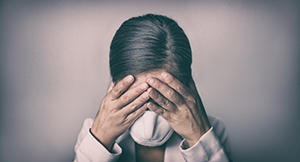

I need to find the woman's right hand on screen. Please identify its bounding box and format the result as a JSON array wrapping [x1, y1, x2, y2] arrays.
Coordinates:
[[90, 75, 149, 151]]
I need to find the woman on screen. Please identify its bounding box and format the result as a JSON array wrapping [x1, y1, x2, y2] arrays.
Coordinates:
[[74, 14, 231, 162]]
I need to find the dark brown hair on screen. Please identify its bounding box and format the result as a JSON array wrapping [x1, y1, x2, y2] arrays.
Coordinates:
[[109, 14, 192, 85]]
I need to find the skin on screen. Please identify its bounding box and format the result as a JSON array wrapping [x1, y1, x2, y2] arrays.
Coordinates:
[[91, 70, 211, 152]]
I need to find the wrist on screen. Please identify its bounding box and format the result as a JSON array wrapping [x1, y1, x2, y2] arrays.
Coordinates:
[[185, 125, 211, 148], [90, 128, 115, 151], [185, 134, 201, 148]]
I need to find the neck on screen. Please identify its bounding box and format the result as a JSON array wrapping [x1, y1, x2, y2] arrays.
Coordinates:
[[135, 142, 166, 162]]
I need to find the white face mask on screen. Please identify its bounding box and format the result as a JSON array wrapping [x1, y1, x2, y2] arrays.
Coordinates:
[[129, 110, 173, 147]]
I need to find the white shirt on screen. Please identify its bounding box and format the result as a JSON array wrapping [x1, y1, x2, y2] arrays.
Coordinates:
[[74, 115, 231, 162]]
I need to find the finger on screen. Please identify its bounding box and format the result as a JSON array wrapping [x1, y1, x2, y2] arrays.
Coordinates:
[[147, 77, 184, 106], [110, 75, 134, 99], [147, 102, 170, 120], [147, 87, 177, 112], [159, 72, 201, 116], [160, 72, 192, 98], [115, 82, 149, 109], [107, 82, 114, 93], [120, 91, 150, 116], [124, 103, 148, 125]]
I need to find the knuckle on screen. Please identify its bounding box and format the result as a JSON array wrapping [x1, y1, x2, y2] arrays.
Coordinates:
[[122, 117, 130, 125], [113, 87, 122, 96], [162, 99, 170, 107], [129, 104, 138, 112], [122, 95, 132, 103], [102, 96, 109, 104], [140, 95, 148, 103], [154, 108, 163, 115], [159, 109, 166, 116], [151, 90, 158, 99], [179, 85, 189, 96], [152, 106, 164, 115], [168, 89, 177, 99], [109, 106, 118, 113], [130, 110, 141, 119], [177, 99, 185, 106], [189, 98, 196, 105], [178, 85, 185, 93]]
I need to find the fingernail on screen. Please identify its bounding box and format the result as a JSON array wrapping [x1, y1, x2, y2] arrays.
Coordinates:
[[161, 72, 169, 79], [142, 92, 149, 99], [148, 78, 155, 85], [147, 88, 155, 96], [140, 83, 148, 90], [142, 103, 147, 109], [126, 75, 134, 83], [147, 102, 153, 108]]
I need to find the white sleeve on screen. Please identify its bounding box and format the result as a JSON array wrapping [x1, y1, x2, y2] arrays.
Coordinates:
[[74, 118, 122, 162], [179, 116, 232, 162]]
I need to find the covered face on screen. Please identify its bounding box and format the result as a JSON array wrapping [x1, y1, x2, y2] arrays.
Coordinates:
[[118, 70, 174, 147]]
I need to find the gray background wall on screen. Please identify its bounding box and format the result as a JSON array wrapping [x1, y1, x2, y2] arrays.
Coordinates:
[[1, 0, 299, 161]]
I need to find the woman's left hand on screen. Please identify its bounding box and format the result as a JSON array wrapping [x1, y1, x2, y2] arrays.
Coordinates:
[[146, 72, 211, 147]]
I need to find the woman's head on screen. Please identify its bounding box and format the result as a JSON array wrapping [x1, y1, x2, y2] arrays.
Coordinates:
[[109, 14, 192, 85]]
